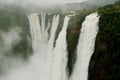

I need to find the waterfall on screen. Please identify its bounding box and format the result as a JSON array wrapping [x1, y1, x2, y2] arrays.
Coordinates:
[[52, 16, 70, 80], [0, 12, 100, 80], [0, 13, 71, 80], [28, 13, 71, 80], [70, 12, 100, 80]]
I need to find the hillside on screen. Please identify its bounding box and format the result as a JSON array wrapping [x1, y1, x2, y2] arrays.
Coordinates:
[[0, 1, 120, 79], [89, 1, 120, 80]]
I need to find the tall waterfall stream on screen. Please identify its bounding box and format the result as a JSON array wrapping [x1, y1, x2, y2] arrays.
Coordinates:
[[0, 12, 99, 80]]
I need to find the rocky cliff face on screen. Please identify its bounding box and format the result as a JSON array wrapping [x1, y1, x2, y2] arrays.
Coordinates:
[[0, 1, 120, 79], [88, 1, 120, 80], [89, 12, 120, 80]]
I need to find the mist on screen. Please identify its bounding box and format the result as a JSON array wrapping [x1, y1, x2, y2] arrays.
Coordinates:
[[0, 0, 117, 6], [88, 0, 118, 6], [0, 27, 24, 75], [0, 0, 118, 12], [0, 0, 80, 6]]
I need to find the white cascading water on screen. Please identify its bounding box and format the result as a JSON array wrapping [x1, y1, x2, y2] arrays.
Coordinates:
[[0, 13, 71, 80], [0, 12, 100, 80], [52, 16, 70, 80], [70, 12, 100, 80]]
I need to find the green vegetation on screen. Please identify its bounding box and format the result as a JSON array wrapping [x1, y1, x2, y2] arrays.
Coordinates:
[[0, 4, 28, 31], [66, 0, 120, 78], [0, 4, 31, 59], [89, 1, 120, 80], [98, 1, 120, 14], [67, 7, 99, 76], [67, 14, 85, 75], [0, 1, 120, 79], [89, 12, 120, 80]]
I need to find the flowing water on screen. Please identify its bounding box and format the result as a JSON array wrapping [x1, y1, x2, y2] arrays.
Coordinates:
[[0, 13, 71, 80], [70, 12, 100, 80], [0, 12, 99, 80]]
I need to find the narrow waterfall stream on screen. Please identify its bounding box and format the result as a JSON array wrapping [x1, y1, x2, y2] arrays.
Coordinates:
[[70, 12, 100, 80]]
